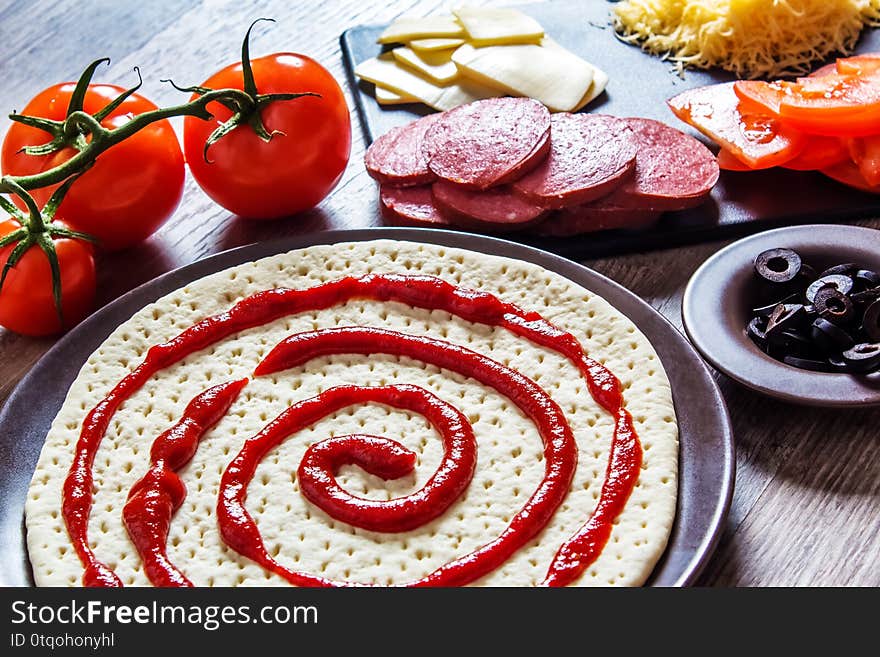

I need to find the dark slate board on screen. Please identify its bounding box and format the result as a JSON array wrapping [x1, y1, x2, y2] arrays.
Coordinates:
[[340, 0, 880, 259]]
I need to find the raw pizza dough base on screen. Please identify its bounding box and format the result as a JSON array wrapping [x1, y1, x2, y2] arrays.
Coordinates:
[[25, 239, 678, 587]]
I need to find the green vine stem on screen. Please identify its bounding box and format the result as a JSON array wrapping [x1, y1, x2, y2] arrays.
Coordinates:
[[0, 18, 319, 330]]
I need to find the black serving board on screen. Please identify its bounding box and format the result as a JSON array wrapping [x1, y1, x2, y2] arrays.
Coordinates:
[[340, 0, 880, 259]]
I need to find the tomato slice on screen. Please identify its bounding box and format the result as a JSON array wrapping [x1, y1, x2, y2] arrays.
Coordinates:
[[668, 82, 805, 168], [781, 136, 849, 171], [716, 148, 753, 171], [822, 160, 880, 193], [733, 80, 792, 115], [836, 53, 880, 76], [847, 135, 880, 186], [778, 71, 880, 137]]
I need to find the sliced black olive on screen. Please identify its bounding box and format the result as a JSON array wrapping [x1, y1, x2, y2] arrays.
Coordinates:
[[813, 287, 855, 325], [818, 263, 859, 278], [797, 263, 817, 284], [827, 355, 853, 373], [863, 300, 880, 341], [810, 318, 855, 352], [841, 343, 880, 373], [746, 316, 768, 347], [851, 286, 880, 306], [854, 270, 880, 290], [752, 294, 798, 318], [754, 248, 802, 285], [805, 274, 854, 303], [783, 355, 834, 372], [765, 303, 806, 337], [767, 329, 817, 358]]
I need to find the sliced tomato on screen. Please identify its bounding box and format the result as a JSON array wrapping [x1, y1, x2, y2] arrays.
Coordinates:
[[778, 71, 880, 137], [836, 53, 880, 76], [716, 148, 753, 171], [847, 135, 880, 186], [733, 80, 792, 115], [668, 82, 805, 168], [780, 136, 849, 171], [810, 63, 839, 78], [822, 160, 880, 193]]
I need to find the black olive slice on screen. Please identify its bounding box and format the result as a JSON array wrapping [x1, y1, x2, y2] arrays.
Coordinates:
[[782, 356, 834, 372], [805, 274, 854, 303], [851, 286, 880, 305], [827, 355, 853, 373], [755, 248, 802, 284], [768, 329, 817, 358], [841, 343, 880, 373], [863, 300, 880, 341], [797, 263, 817, 284], [813, 287, 855, 325], [810, 318, 854, 352], [746, 316, 768, 347], [765, 303, 806, 337], [818, 263, 859, 278], [752, 294, 798, 318], [855, 270, 880, 289]]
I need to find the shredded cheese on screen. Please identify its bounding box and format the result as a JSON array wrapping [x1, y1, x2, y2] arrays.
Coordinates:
[[612, 0, 880, 79]]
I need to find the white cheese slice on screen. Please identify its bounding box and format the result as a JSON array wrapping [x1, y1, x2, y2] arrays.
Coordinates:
[[392, 46, 459, 84], [374, 86, 418, 105], [410, 37, 466, 52], [452, 7, 544, 46], [452, 39, 595, 112], [574, 66, 609, 111], [355, 54, 499, 112], [378, 15, 464, 44]]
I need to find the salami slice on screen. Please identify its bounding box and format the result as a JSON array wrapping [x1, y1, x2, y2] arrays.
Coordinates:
[[422, 97, 551, 190], [380, 185, 450, 227], [365, 113, 443, 186], [603, 118, 719, 211], [432, 180, 547, 232], [536, 202, 661, 237], [513, 114, 638, 209]]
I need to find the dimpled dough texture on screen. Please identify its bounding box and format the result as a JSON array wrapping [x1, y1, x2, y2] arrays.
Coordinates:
[[26, 240, 678, 587]]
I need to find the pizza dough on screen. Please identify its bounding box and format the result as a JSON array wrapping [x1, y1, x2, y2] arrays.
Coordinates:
[[25, 239, 678, 587]]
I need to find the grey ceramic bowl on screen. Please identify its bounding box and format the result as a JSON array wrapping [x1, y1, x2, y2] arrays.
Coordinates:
[[683, 224, 880, 407]]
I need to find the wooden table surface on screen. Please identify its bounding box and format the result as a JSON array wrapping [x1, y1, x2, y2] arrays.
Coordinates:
[[1, 0, 877, 587]]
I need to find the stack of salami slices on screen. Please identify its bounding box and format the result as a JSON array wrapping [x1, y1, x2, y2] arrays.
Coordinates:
[[365, 97, 719, 237]]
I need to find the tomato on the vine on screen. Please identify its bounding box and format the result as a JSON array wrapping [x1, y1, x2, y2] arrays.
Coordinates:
[[183, 53, 351, 219], [0, 219, 96, 336], [1, 84, 184, 251]]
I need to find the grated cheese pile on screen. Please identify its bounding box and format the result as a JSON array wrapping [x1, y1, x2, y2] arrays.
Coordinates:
[[612, 0, 880, 78]]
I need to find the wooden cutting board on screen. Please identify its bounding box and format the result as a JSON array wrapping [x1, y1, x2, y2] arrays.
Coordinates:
[[340, 0, 880, 259]]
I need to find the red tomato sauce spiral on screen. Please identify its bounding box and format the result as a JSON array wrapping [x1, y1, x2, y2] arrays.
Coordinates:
[[62, 273, 641, 587]]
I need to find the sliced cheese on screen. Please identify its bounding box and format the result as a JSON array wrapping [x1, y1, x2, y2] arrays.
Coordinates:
[[378, 15, 463, 44], [574, 65, 609, 111], [452, 39, 595, 112], [392, 46, 459, 84], [452, 7, 544, 46], [410, 38, 466, 52], [355, 54, 499, 112], [374, 86, 418, 105]]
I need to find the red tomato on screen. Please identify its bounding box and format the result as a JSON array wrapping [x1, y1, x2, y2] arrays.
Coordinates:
[[781, 137, 849, 171], [847, 135, 880, 186], [668, 82, 805, 168], [0, 220, 96, 336], [716, 148, 766, 171], [1, 84, 184, 251], [183, 54, 351, 219], [778, 71, 880, 137], [822, 160, 880, 194], [836, 53, 880, 76]]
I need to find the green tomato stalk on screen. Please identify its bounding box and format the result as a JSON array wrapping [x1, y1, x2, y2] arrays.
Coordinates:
[[0, 18, 319, 330]]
